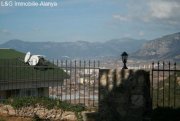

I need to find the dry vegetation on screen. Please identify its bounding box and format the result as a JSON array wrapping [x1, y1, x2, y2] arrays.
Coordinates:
[[0, 112, 32, 121]]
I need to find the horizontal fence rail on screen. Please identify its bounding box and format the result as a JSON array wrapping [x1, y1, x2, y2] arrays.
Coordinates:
[[151, 62, 180, 109], [0, 59, 100, 107]]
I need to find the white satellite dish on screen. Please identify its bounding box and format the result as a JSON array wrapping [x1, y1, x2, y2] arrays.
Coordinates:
[[24, 52, 31, 63], [28, 55, 40, 66], [24, 52, 46, 66]]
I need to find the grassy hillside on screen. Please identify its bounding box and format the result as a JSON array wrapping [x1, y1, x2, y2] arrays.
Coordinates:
[[0, 48, 24, 59], [0, 49, 67, 82]]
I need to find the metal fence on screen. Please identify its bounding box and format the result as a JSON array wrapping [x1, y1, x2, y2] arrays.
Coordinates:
[[151, 62, 180, 108], [0, 59, 100, 107], [3, 58, 180, 109]]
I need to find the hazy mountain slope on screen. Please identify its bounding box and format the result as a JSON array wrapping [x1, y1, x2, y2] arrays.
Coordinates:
[[0, 38, 144, 59], [134, 32, 180, 60], [1, 32, 180, 60]]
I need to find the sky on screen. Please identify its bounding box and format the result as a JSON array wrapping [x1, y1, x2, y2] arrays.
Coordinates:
[[0, 0, 180, 44]]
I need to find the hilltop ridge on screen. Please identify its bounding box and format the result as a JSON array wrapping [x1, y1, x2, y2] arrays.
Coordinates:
[[134, 32, 180, 61], [1, 32, 180, 61], [0, 38, 145, 59]]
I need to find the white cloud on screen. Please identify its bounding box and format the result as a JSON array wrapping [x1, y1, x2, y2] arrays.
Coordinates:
[[142, 0, 180, 26], [0, 29, 11, 35], [150, 3, 172, 19], [148, 0, 180, 19], [112, 15, 130, 22], [139, 31, 144, 36], [123, 33, 131, 38], [32, 27, 41, 32], [113, 0, 180, 26]]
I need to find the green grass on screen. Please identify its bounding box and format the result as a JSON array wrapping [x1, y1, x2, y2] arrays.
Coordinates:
[[0, 49, 68, 81], [0, 59, 67, 81], [5, 97, 85, 112], [0, 49, 24, 59]]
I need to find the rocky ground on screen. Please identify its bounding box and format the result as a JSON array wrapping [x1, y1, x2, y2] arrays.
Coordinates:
[[0, 112, 32, 121], [0, 104, 77, 121], [0, 104, 97, 121]]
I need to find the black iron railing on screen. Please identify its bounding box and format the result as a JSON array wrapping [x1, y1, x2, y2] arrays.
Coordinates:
[[151, 62, 180, 108], [0, 59, 100, 107]]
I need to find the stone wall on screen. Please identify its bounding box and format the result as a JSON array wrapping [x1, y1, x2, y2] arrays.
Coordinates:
[[0, 104, 77, 121], [98, 69, 152, 121]]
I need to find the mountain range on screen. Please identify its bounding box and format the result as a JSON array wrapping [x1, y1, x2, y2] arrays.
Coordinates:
[[0, 32, 180, 61], [134, 32, 180, 61], [0, 38, 145, 59]]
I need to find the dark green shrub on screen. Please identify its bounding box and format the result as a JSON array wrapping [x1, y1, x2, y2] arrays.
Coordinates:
[[58, 101, 85, 112], [5, 97, 86, 112]]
